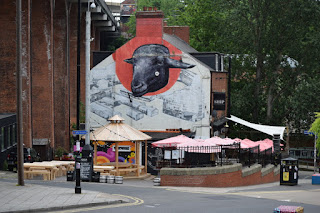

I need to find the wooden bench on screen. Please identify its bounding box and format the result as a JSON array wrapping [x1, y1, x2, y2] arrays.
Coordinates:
[[24, 170, 51, 180], [111, 168, 138, 176]]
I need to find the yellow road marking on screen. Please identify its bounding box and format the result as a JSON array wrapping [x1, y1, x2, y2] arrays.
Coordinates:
[[49, 194, 144, 213]]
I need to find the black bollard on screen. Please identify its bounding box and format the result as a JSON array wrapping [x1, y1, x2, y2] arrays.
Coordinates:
[[75, 154, 81, 194]]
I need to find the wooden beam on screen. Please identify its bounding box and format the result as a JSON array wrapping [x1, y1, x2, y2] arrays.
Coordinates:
[[115, 142, 119, 176], [94, 141, 97, 165], [137, 141, 140, 177]]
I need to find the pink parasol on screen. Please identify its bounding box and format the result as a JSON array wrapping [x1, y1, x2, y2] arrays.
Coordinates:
[[152, 135, 196, 147]]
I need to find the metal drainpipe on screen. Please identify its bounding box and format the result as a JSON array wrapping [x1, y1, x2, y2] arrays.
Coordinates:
[[16, 0, 24, 186], [85, 5, 91, 145], [76, 0, 81, 131]]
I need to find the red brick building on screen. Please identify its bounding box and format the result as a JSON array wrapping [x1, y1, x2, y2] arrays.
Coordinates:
[[0, 0, 119, 159]]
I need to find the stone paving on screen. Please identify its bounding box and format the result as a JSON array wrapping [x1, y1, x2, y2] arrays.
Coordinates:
[[0, 171, 128, 213]]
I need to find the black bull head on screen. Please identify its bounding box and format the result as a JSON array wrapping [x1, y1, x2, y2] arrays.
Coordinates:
[[124, 44, 195, 97]]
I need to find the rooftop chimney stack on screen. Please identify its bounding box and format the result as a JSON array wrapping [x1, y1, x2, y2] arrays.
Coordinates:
[[136, 9, 164, 38]]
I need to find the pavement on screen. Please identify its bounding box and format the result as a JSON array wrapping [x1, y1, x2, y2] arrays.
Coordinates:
[[0, 171, 130, 213]]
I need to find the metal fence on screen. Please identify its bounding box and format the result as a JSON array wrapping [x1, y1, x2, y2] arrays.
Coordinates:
[[154, 143, 278, 169]]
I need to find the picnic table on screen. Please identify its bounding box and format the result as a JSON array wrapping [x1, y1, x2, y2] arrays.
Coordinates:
[[93, 165, 115, 175], [24, 161, 75, 180]]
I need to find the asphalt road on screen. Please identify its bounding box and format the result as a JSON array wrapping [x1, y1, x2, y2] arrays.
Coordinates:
[[2, 170, 320, 213]]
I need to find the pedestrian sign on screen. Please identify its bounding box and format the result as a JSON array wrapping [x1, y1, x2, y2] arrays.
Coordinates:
[[304, 130, 314, 136], [72, 130, 87, 135]]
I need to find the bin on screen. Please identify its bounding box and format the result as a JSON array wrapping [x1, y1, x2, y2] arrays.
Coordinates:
[[280, 157, 298, 185], [92, 172, 100, 182]]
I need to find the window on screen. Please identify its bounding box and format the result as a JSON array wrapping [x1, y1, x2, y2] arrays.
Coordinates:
[[8, 126, 11, 147], [12, 124, 16, 146]]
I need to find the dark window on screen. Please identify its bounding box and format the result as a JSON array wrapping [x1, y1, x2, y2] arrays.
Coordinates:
[[12, 124, 16, 146]]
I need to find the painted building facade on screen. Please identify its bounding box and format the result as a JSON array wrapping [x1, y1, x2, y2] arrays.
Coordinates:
[[90, 10, 221, 138]]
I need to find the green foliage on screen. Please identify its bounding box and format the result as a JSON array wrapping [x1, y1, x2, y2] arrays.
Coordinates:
[[54, 147, 67, 158], [169, 0, 320, 132], [106, 36, 128, 51], [309, 113, 320, 155], [125, 12, 137, 38], [80, 101, 85, 123], [124, 0, 320, 133]]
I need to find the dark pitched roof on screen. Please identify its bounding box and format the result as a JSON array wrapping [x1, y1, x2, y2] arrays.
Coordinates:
[[163, 33, 198, 53]]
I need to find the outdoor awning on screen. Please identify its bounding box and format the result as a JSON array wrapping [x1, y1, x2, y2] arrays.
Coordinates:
[[227, 115, 286, 140]]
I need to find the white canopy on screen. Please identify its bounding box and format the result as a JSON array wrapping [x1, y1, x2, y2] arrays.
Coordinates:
[[227, 115, 286, 140]]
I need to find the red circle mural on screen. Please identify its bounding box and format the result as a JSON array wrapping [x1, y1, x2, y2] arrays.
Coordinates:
[[113, 38, 184, 96]]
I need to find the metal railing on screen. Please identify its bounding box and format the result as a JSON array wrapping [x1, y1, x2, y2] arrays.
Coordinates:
[[154, 143, 278, 169]]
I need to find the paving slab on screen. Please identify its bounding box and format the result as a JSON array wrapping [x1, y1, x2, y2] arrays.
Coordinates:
[[0, 180, 128, 213]]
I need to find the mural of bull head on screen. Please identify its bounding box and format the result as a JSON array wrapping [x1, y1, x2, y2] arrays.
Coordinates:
[[124, 44, 195, 97]]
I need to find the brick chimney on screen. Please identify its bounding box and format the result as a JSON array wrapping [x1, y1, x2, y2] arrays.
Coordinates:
[[136, 8, 164, 38], [163, 25, 190, 44]]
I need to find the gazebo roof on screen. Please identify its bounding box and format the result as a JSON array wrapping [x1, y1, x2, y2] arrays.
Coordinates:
[[89, 115, 152, 142]]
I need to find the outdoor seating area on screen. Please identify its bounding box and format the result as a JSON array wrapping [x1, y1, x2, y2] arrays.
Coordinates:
[[87, 115, 151, 178], [152, 135, 281, 170], [24, 161, 118, 181], [24, 161, 75, 180]]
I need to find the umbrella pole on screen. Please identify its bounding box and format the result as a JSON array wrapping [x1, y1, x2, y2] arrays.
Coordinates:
[[145, 140, 147, 175], [115, 142, 119, 176], [136, 141, 140, 177]]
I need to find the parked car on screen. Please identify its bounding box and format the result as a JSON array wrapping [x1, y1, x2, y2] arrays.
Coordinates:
[[6, 145, 39, 171]]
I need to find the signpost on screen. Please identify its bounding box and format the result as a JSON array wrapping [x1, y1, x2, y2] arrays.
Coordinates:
[[304, 130, 317, 174]]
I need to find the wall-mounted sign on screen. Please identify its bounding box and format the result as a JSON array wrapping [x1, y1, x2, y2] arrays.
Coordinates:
[[112, 145, 131, 152], [213, 92, 226, 110], [33, 138, 49, 145]]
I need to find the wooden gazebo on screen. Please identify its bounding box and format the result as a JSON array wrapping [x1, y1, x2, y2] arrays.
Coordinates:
[[89, 115, 152, 177]]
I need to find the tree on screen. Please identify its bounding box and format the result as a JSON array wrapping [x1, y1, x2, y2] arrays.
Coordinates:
[[125, 0, 320, 133], [309, 112, 320, 155], [170, 0, 320, 131]]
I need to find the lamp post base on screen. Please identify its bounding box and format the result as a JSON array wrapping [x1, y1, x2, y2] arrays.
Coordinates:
[[75, 186, 81, 194]]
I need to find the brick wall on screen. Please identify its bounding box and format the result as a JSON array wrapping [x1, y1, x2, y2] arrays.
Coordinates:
[[163, 26, 190, 44], [136, 11, 164, 38], [160, 164, 280, 187], [211, 72, 228, 119], [53, 0, 69, 149], [0, 0, 102, 157], [30, 0, 55, 148], [0, 0, 16, 113]]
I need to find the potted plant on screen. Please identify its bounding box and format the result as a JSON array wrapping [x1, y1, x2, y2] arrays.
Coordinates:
[[54, 147, 67, 160]]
